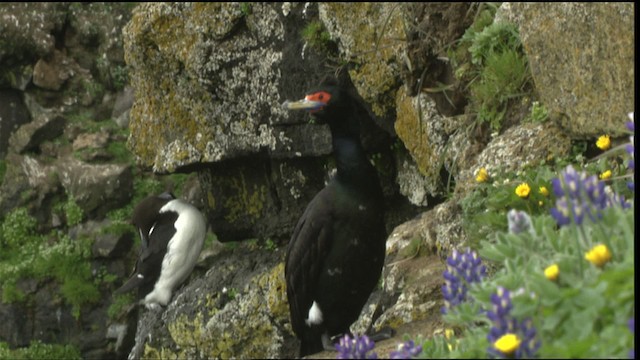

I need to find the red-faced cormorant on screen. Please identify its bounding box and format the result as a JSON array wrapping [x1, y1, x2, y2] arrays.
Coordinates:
[[283, 81, 387, 357]]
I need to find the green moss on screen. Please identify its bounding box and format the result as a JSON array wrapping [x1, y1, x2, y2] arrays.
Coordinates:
[[108, 293, 135, 320], [0, 340, 81, 360], [0, 208, 38, 251], [301, 20, 332, 51], [0, 210, 100, 317], [105, 141, 134, 164], [63, 197, 85, 226], [1, 280, 26, 303]]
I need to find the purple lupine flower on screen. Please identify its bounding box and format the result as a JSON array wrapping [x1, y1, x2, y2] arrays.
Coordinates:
[[486, 287, 540, 359], [336, 334, 378, 359], [550, 165, 631, 227], [389, 340, 423, 359], [507, 209, 535, 235], [441, 248, 486, 314], [626, 113, 635, 190]]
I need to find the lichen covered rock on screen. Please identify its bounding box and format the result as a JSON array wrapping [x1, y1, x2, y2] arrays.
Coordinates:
[[127, 244, 296, 359], [498, 3, 634, 137], [124, 3, 290, 172], [319, 3, 405, 119]]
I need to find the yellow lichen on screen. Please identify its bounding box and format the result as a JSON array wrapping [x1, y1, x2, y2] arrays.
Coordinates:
[[167, 313, 205, 348], [394, 87, 437, 177], [222, 173, 267, 224]]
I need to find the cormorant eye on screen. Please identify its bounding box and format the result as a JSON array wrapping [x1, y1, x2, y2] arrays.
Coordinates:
[[307, 91, 331, 104]]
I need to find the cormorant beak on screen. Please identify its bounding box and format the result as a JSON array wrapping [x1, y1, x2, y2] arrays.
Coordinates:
[[282, 97, 325, 111]]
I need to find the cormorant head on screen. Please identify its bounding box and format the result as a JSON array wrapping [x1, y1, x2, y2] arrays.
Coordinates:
[[283, 79, 359, 136]]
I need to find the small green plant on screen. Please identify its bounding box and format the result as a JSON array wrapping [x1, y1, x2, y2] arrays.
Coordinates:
[[106, 141, 134, 164], [0, 207, 39, 251], [1, 280, 26, 303], [63, 197, 84, 226], [452, 12, 533, 133], [459, 164, 557, 249], [0, 340, 82, 360], [239, 2, 252, 16], [263, 238, 277, 251], [110, 64, 129, 91], [471, 48, 530, 131], [301, 20, 332, 51], [108, 293, 135, 320], [526, 101, 549, 124]]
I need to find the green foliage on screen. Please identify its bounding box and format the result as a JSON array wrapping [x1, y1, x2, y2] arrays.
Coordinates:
[[110, 64, 129, 91], [422, 122, 635, 358], [0, 208, 39, 251], [68, 109, 95, 124], [108, 293, 135, 320], [263, 238, 277, 251], [459, 165, 557, 249], [0, 210, 100, 318], [301, 20, 332, 51], [83, 79, 105, 101], [63, 197, 85, 226], [471, 48, 530, 131], [466, 21, 523, 67], [240, 2, 252, 16], [525, 101, 549, 124], [451, 9, 533, 133], [0, 340, 82, 360], [106, 141, 134, 164], [1, 280, 25, 303]]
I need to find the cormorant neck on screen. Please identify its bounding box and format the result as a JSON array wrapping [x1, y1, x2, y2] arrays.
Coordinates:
[[332, 135, 376, 186]]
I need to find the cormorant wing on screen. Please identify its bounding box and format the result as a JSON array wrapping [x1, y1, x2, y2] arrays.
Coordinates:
[[285, 186, 335, 336]]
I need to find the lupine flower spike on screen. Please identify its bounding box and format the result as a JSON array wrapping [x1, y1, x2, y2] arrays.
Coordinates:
[[550, 165, 630, 227], [442, 248, 486, 314], [507, 209, 535, 235], [336, 334, 378, 359], [486, 287, 540, 358], [389, 340, 423, 359], [625, 112, 634, 191]]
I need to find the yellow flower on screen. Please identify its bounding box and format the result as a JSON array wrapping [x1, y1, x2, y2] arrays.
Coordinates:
[[476, 167, 489, 183], [515, 183, 531, 198], [445, 328, 456, 351], [596, 135, 611, 150], [544, 264, 559, 281], [599, 170, 612, 180], [494, 333, 521, 355], [585, 244, 612, 267], [538, 200, 544, 207], [539, 186, 549, 197]]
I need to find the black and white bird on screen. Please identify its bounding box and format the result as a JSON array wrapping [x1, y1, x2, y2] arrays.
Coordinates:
[[283, 80, 387, 357], [115, 192, 207, 309]]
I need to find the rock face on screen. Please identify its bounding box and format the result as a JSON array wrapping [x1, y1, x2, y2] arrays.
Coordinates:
[[123, 2, 414, 241], [0, 90, 31, 157], [123, 243, 296, 359], [498, 3, 634, 137]]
